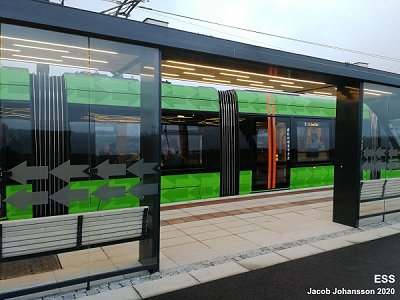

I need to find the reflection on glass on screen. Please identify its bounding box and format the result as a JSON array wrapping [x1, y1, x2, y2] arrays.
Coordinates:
[[254, 121, 268, 186], [0, 23, 160, 295], [297, 120, 331, 162], [161, 124, 204, 168], [362, 83, 400, 219]]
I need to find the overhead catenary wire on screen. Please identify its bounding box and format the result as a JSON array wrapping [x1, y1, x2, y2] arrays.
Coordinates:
[[140, 7, 288, 52], [138, 6, 400, 64]]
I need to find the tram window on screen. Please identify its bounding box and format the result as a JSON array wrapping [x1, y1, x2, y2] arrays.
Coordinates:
[[297, 120, 331, 163], [161, 124, 204, 168], [96, 122, 140, 165]]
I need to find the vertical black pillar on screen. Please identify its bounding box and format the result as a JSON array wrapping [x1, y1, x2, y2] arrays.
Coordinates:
[[333, 82, 363, 227]]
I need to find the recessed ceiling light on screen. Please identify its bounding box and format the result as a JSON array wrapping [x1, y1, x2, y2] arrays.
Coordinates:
[[237, 79, 264, 84], [269, 79, 294, 84], [184, 71, 215, 77], [14, 44, 69, 53]]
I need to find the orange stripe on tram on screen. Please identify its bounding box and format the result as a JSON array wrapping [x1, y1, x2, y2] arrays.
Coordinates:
[[266, 94, 277, 189]]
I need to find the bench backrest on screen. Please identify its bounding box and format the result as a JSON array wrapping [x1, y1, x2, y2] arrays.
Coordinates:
[[383, 178, 400, 199], [0, 206, 148, 260], [360, 179, 385, 202]]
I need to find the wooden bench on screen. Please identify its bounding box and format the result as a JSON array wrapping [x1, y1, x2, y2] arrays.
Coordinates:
[[0, 206, 148, 262], [360, 178, 400, 203]]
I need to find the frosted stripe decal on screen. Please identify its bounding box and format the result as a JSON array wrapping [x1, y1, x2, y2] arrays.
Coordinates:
[[31, 73, 70, 217], [219, 90, 239, 197]]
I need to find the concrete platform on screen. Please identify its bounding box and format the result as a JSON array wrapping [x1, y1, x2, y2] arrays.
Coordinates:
[[2, 187, 400, 299]]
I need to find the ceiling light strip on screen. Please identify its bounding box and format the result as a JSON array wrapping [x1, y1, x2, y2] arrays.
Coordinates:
[[162, 64, 195, 71], [61, 56, 108, 64], [269, 79, 294, 84], [1, 36, 118, 54], [183, 71, 215, 77], [237, 79, 264, 84], [364, 91, 381, 96], [313, 91, 333, 95], [281, 84, 304, 89], [13, 54, 63, 62], [0, 47, 20, 52], [14, 44, 69, 53], [2, 57, 98, 70], [202, 78, 231, 83], [162, 72, 180, 77], [219, 72, 249, 78], [305, 93, 336, 98], [250, 83, 274, 88], [364, 88, 392, 95], [166, 60, 326, 85]]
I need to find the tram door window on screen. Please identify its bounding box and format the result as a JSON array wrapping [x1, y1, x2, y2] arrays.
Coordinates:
[[252, 117, 290, 191], [253, 121, 269, 189]]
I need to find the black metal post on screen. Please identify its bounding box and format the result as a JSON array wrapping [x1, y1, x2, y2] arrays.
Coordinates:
[[333, 82, 363, 227]]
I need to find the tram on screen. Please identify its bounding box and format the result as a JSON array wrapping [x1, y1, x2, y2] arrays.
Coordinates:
[[0, 67, 336, 220]]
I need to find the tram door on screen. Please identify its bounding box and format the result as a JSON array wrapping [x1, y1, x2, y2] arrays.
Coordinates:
[[252, 116, 290, 191]]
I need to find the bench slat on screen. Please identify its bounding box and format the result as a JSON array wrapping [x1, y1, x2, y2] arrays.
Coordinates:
[[2, 219, 77, 232], [82, 216, 143, 226], [83, 216, 143, 230], [82, 231, 143, 246], [3, 233, 77, 249], [83, 226, 143, 237], [3, 229, 77, 243], [3, 223, 77, 238], [2, 239, 77, 255]]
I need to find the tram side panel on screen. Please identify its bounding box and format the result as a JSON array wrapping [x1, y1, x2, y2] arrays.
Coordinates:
[[160, 83, 221, 204], [235, 90, 336, 192]]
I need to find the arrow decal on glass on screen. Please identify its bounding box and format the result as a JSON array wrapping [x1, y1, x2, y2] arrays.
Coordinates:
[[362, 148, 376, 159], [92, 183, 126, 202], [10, 161, 48, 184], [127, 182, 158, 198], [96, 159, 126, 179], [387, 149, 399, 158], [49, 186, 89, 207], [4, 190, 48, 210], [375, 147, 386, 158], [387, 162, 400, 170], [127, 159, 157, 178], [50, 160, 88, 182]]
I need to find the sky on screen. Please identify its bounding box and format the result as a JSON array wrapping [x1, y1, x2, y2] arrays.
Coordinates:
[[55, 0, 400, 74]]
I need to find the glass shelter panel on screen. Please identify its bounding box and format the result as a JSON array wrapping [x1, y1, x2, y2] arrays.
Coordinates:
[[361, 83, 400, 223], [0, 24, 160, 296]]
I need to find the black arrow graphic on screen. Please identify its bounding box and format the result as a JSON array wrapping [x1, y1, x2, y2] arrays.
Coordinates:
[[92, 183, 126, 202], [49, 186, 89, 207], [127, 159, 157, 178], [4, 190, 48, 210], [96, 159, 126, 179], [127, 182, 158, 198], [50, 160, 88, 182], [10, 161, 48, 184]]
